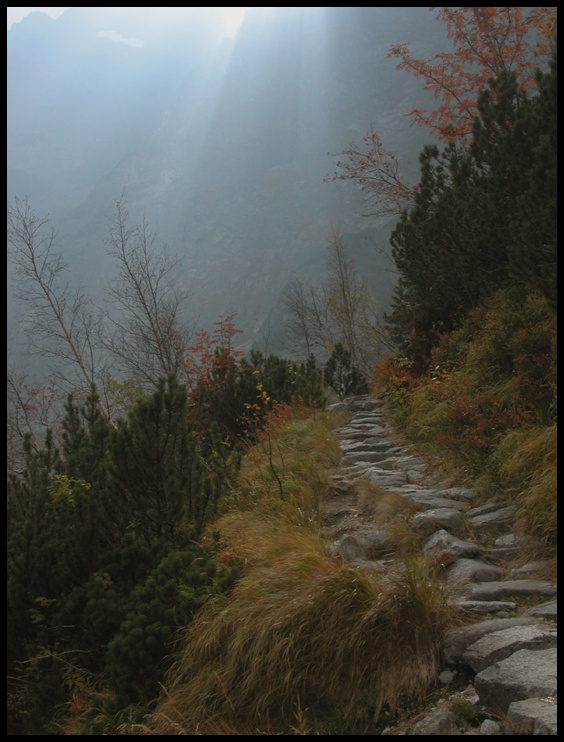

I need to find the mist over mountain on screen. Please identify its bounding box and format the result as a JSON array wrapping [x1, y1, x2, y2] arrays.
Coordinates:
[[7, 6, 446, 359]]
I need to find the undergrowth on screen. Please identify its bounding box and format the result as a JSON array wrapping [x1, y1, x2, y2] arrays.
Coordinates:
[[374, 287, 557, 560], [103, 285, 556, 735], [131, 401, 456, 735]]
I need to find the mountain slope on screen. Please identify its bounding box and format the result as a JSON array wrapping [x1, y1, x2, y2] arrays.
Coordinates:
[[8, 7, 446, 356]]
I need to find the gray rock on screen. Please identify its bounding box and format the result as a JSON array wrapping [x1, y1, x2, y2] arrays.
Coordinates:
[[493, 533, 528, 547], [445, 558, 503, 588], [452, 600, 517, 616], [469, 506, 517, 543], [479, 718, 502, 734], [422, 530, 482, 560], [440, 486, 482, 503], [474, 647, 557, 714], [507, 560, 548, 579], [525, 599, 557, 622], [466, 500, 505, 517], [402, 493, 471, 512], [487, 546, 522, 562], [442, 617, 539, 665], [410, 708, 462, 735], [363, 467, 408, 487], [463, 579, 557, 602], [341, 450, 397, 465], [406, 469, 427, 484], [333, 529, 394, 561], [506, 695, 557, 735], [409, 507, 467, 537], [338, 439, 383, 453], [463, 624, 558, 672], [438, 669, 455, 685], [332, 533, 365, 560]]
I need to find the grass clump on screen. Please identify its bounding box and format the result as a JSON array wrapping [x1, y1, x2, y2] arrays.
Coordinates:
[[492, 425, 557, 551], [230, 401, 349, 525], [450, 698, 485, 726], [374, 287, 557, 561], [144, 516, 452, 734], [137, 402, 454, 735]]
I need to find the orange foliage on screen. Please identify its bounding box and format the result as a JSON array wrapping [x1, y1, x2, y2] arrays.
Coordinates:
[[388, 7, 557, 141], [372, 355, 418, 398], [184, 311, 244, 395]]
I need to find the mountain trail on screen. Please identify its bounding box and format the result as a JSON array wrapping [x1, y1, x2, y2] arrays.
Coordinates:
[[320, 394, 557, 736]]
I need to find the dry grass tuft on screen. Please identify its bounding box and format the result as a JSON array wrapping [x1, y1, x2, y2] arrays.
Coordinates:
[[493, 425, 557, 555], [143, 513, 453, 735]]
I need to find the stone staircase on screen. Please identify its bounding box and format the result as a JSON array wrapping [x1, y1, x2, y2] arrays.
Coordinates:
[[321, 395, 557, 735]]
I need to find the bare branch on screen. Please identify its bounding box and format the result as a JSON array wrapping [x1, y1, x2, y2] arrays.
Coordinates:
[[7, 197, 114, 426], [326, 128, 417, 217], [102, 195, 194, 389]]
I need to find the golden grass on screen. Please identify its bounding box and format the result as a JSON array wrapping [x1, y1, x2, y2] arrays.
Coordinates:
[[376, 286, 557, 558], [143, 516, 452, 734], [229, 403, 349, 526], [493, 425, 557, 555], [135, 402, 455, 735]]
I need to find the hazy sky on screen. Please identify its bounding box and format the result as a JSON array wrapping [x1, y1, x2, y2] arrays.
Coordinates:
[[7, 6, 67, 28], [6, 7, 251, 36]]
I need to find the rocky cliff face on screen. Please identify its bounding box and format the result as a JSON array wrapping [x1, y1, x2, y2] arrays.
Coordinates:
[[8, 7, 445, 357]]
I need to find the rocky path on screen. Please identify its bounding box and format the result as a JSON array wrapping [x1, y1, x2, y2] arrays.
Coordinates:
[[321, 395, 557, 736]]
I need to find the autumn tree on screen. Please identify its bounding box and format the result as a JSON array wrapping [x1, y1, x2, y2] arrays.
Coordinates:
[[388, 6, 557, 142], [283, 277, 332, 359], [328, 129, 417, 217], [329, 7, 557, 216], [324, 225, 388, 374], [8, 193, 199, 443], [185, 312, 326, 452]]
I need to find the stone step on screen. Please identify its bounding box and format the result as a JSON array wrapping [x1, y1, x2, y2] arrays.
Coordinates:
[[324, 394, 557, 735]]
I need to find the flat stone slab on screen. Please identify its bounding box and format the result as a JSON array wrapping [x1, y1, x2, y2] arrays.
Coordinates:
[[506, 696, 557, 735], [445, 558, 503, 587], [440, 486, 483, 503], [341, 451, 399, 466], [442, 616, 540, 665], [338, 439, 384, 452], [335, 426, 387, 440], [409, 507, 466, 536], [525, 600, 557, 622], [469, 506, 517, 529], [463, 579, 557, 601], [474, 647, 557, 714], [400, 493, 471, 512], [452, 600, 517, 616], [463, 624, 558, 672], [508, 560, 551, 579], [363, 468, 407, 487], [332, 529, 395, 561], [422, 530, 482, 560]]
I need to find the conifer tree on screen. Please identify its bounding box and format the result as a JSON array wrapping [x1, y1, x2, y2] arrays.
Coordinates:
[[386, 51, 557, 368], [106, 375, 200, 542], [8, 377, 241, 733], [324, 343, 369, 400]]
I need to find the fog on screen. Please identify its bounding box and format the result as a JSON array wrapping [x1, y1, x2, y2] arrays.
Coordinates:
[[7, 7, 444, 365]]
